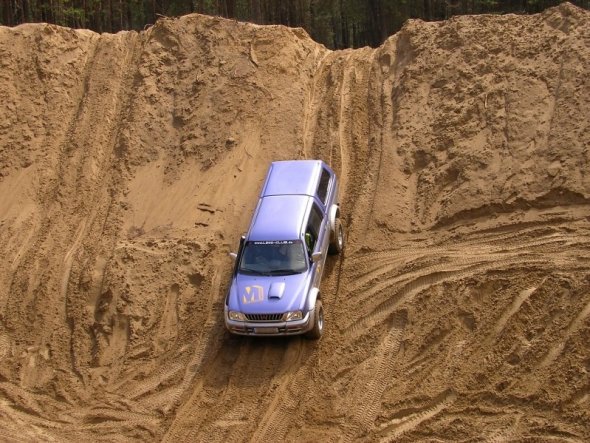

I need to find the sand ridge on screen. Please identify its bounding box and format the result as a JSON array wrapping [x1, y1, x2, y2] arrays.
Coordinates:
[[0, 3, 589, 441]]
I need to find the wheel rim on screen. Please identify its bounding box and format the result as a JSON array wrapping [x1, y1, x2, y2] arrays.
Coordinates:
[[337, 225, 343, 249], [318, 307, 324, 331]]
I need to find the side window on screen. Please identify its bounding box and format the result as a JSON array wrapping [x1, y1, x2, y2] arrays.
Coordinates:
[[316, 168, 331, 205], [305, 203, 324, 254]]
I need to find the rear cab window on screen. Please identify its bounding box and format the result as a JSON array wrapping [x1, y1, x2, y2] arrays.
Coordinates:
[[305, 202, 324, 254], [316, 167, 332, 206]]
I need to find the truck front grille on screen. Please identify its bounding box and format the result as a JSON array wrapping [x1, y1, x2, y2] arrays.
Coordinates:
[[245, 313, 284, 322]]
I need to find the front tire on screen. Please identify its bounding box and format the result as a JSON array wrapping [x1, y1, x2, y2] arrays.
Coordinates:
[[328, 219, 344, 255], [305, 300, 324, 340]]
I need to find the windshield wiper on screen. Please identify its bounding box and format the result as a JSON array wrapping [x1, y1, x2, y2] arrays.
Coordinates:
[[268, 269, 301, 275], [239, 267, 267, 275]]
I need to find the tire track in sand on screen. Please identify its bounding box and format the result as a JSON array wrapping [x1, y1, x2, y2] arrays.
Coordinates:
[[345, 227, 582, 296], [0, 332, 10, 361], [484, 278, 547, 347], [301, 48, 330, 161], [345, 254, 481, 308], [342, 260, 495, 340], [231, 338, 309, 442], [162, 335, 292, 442], [4, 32, 143, 392], [483, 414, 522, 443], [377, 391, 457, 442], [307, 48, 379, 253], [338, 312, 406, 442], [342, 241, 579, 342], [538, 298, 590, 368], [129, 268, 225, 411], [62, 31, 144, 384], [4, 34, 101, 329]]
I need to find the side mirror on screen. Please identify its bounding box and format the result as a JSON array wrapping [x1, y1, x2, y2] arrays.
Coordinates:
[[311, 251, 322, 263], [230, 235, 246, 261]]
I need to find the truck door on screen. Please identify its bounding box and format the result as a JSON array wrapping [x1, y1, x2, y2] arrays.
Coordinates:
[[305, 202, 329, 289]]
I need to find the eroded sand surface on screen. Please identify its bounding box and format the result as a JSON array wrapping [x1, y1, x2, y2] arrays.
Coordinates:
[[0, 3, 589, 441]]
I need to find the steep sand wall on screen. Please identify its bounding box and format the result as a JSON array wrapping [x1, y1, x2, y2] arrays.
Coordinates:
[[0, 3, 588, 441]]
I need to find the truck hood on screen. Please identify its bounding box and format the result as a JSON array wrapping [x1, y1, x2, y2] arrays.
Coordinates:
[[229, 272, 310, 314]]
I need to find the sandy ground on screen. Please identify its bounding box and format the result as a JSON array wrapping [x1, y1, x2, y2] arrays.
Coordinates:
[[0, 3, 589, 441]]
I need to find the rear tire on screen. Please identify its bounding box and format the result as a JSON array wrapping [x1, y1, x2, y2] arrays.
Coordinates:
[[305, 300, 324, 340], [328, 219, 344, 255]]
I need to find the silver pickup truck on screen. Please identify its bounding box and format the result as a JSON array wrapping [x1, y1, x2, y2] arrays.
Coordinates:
[[225, 160, 344, 339]]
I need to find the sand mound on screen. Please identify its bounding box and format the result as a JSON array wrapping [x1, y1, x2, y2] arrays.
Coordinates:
[[0, 3, 589, 441]]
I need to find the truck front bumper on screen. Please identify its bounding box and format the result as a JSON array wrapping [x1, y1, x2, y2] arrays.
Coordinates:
[[224, 307, 314, 337]]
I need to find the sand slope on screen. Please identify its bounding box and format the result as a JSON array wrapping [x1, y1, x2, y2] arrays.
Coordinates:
[[0, 3, 589, 441]]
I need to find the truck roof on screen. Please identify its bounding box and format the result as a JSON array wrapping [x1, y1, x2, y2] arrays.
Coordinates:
[[248, 195, 311, 241], [260, 160, 323, 197]]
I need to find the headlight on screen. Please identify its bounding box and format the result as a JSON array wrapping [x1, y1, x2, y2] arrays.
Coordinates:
[[285, 310, 303, 321], [228, 311, 246, 321]]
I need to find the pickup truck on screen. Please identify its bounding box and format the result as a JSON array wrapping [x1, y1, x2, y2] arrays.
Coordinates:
[[225, 160, 343, 339]]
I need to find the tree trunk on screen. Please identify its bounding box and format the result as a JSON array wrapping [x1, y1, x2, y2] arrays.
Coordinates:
[[250, 0, 261, 23]]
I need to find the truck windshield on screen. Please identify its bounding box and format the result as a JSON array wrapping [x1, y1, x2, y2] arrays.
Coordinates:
[[239, 240, 307, 275]]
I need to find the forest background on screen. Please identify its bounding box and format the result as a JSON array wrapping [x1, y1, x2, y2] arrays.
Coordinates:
[[1, 0, 590, 49]]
